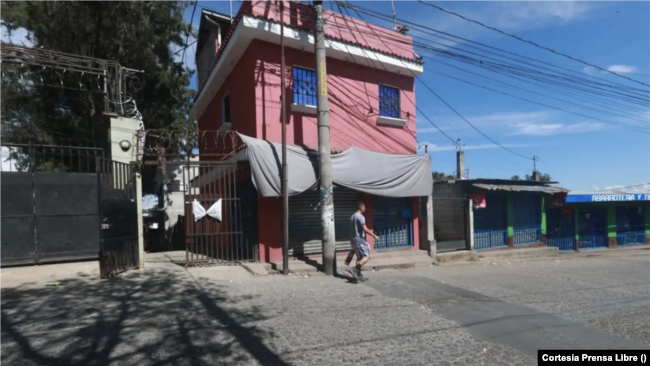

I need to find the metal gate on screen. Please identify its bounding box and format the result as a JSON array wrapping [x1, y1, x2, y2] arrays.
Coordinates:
[[473, 192, 507, 250], [616, 206, 645, 246], [546, 207, 575, 252], [288, 186, 359, 256], [513, 194, 542, 245], [373, 196, 414, 250], [578, 207, 607, 250], [97, 158, 139, 278], [1, 143, 104, 266], [432, 198, 468, 253], [183, 163, 256, 266]]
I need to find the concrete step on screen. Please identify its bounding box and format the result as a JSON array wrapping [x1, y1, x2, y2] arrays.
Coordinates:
[[476, 246, 558, 260], [435, 246, 558, 265], [436, 250, 477, 264]]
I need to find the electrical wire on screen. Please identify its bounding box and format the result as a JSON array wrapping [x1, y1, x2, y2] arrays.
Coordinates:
[[180, 1, 198, 69], [416, 0, 650, 88], [339, 1, 534, 161], [330, 2, 650, 133], [331, 1, 456, 145], [332, 2, 539, 171], [336, 2, 650, 96]]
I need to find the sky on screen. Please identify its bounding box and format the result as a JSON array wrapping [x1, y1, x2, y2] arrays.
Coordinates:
[[3, 1, 649, 192]]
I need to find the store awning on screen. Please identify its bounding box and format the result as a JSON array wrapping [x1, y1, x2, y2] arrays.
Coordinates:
[[473, 183, 569, 194], [239, 133, 433, 198]]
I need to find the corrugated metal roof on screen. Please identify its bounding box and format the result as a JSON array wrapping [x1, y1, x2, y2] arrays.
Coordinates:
[[434, 178, 560, 185], [473, 184, 569, 194]]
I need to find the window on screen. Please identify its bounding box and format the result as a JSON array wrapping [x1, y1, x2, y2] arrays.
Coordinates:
[[222, 93, 231, 124], [292, 67, 317, 106], [379, 85, 400, 119]]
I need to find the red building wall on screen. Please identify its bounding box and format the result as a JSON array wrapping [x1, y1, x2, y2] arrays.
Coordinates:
[[198, 8, 421, 263], [251, 40, 417, 153]]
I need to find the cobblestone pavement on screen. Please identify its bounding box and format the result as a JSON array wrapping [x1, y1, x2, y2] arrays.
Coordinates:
[[2, 247, 649, 366]]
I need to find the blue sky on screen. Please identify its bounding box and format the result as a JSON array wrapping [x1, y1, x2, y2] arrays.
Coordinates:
[[4, 1, 648, 192], [182, 1, 650, 192]]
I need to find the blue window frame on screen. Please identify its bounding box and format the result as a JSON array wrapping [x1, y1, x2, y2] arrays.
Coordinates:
[[379, 85, 400, 118], [292, 67, 317, 106]]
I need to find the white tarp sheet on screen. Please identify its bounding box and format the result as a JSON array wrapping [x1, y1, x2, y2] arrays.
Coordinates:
[[239, 133, 432, 198]]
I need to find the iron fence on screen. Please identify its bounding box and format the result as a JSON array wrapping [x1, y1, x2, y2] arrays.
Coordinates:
[[546, 207, 575, 252], [616, 206, 646, 246], [373, 196, 414, 250], [473, 193, 508, 250], [513, 194, 542, 245]]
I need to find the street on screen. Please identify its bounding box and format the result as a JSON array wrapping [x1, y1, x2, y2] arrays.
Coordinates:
[[2, 248, 650, 366]]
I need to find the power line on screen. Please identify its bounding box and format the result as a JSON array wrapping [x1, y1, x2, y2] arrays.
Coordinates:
[[416, 78, 532, 160], [338, 2, 536, 164], [336, 2, 650, 96], [417, 0, 650, 88], [332, 1, 457, 145], [432, 70, 650, 134], [180, 2, 198, 70]]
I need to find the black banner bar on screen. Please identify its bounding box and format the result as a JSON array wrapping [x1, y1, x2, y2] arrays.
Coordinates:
[[539, 350, 650, 365]]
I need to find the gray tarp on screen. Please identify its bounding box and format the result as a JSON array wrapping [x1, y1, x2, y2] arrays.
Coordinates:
[[239, 133, 433, 198]]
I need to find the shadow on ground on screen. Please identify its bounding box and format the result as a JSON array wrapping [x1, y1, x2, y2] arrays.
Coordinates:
[[1, 267, 289, 366]]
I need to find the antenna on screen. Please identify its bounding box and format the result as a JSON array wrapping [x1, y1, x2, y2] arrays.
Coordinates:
[[391, 0, 397, 29], [532, 155, 539, 172]]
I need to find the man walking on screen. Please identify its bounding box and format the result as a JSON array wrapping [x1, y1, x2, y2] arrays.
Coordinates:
[[346, 201, 379, 282]]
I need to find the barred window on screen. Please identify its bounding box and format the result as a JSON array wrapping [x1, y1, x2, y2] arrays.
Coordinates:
[[379, 85, 400, 119], [292, 67, 317, 106]]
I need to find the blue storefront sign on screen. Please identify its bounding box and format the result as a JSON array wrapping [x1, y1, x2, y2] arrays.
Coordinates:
[[566, 193, 650, 203]]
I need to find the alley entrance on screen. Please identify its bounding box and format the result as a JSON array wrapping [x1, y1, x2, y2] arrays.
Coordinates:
[[142, 130, 256, 267]]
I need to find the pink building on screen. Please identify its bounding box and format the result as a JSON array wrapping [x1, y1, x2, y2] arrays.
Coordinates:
[[191, 1, 428, 264]]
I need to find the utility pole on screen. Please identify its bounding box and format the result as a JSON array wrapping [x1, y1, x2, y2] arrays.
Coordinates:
[[280, 1, 290, 275], [314, 0, 336, 276]]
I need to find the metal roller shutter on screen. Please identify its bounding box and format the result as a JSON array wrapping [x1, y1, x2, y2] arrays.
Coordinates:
[[288, 186, 360, 256]]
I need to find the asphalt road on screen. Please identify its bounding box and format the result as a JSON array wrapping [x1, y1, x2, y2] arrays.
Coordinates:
[[2, 247, 650, 366]]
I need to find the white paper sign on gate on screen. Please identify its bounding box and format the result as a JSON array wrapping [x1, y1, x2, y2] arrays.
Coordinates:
[[192, 199, 222, 222]]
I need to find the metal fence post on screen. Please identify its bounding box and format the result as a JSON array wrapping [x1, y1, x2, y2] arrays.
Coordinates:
[[467, 199, 474, 251], [135, 170, 145, 269]]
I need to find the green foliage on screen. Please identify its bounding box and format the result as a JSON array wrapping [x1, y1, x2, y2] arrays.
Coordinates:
[[511, 173, 552, 182], [1, 1, 196, 142], [433, 171, 455, 181]]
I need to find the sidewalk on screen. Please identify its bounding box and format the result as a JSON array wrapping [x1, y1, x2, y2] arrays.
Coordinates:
[[257, 249, 432, 275]]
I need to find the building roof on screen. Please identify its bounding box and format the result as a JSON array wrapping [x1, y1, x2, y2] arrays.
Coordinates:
[[434, 178, 560, 185], [473, 183, 569, 194], [194, 1, 423, 102], [568, 190, 650, 195]]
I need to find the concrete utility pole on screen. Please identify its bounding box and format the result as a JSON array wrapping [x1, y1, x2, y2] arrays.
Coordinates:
[[314, 0, 336, 276], [456, 140, 464, 180], [280, 1, 290, 275]]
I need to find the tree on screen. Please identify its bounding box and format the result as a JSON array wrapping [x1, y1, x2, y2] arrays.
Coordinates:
[[1, 1, 196, 188], [432, 171, 455, 181], [511, 173, 552, 182], [525, 172, 552, 182]]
